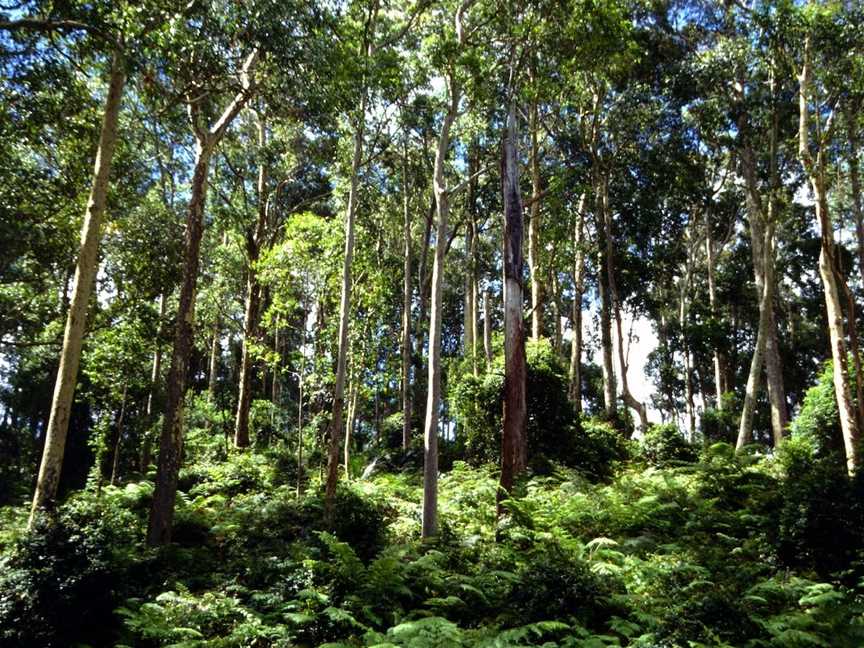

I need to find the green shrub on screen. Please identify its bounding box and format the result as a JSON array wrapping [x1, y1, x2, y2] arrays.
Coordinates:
[[773, 436, 864, 576], [0, 489, 146, 647], [789, 361, 848, 460], [640, 423, 698, 466], [451, 339, 626, 477], [510, 540, 616, 629]]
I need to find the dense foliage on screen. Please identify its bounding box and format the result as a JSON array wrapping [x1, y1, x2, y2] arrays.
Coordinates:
[[2, 0, 864, 645]]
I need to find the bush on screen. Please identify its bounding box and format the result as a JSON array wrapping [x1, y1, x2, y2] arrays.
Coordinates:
[[572, 417, 630, 480], [700, 399, 737, 446], [0, 489, 146, 647], [510, 540, 615, 629], [451, 339, 626, 477], [789, 361, 845, 460], [641, 423, 699, 466], [773, 435, 864, 577]]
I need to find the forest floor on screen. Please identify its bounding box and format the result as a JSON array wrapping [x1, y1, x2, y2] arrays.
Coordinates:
[[1, 441, 864, 647]]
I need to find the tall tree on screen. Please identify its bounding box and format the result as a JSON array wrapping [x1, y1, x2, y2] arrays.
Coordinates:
[[148, 48, 259, 546]]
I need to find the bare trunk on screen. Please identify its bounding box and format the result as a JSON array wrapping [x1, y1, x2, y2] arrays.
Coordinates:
[[148, 51, 257, 545], [141, 293, 166, 472], [148, 139, 214, 545], [705, 229, 726, 407], [422, 79, 459, 540], [569, 193, 586, 410], [208, 325, 220, 396], [500, 99, 528, 506], [798, 35, 860, 473], [528, 98, 543, 341], [551, 271, 562, 354], [344, 378, 358, 479], [109, 382, 128, 486], [234, 115, 268, 449], [30, 54, 125, 526], [147, 294, 167, 418], [325, 102, 366, 514], [296, 367, 304, 497], [679, 248, 696, 440], [483, 289, 493, 363], [413, 196, 435, 425], [401, 133, 413, 450], [603, 177, 646, 434], [596, 181, 616, 418], [736, 247, 769, 450], [464, 226, 475, 355], [848, 104, 864, 276]]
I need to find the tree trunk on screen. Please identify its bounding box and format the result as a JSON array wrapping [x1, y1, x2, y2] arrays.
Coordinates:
[[483, 288, 493, 363], [596, 179, 616, 419], [551, 271, 562, 354], [413, 196, 435, 427], [603, 176, 647, 434], [207, 323, 220, 400], [109, 382, 128, 486], [401, 130, 413, 450], [528, 99, 543, 341], [798, 34, 860, 474], [344, 377, 358, 479], [464, 227, 475, 355], [422, 78, 459, 540], [148, 138, 214, 545], [569, 193, 586, 410], [148, 50, 258, 545], [847, 103, 864, 276], [234, 115, 268, 449], [468, 147, 480, 375], [499, 99, 528, 507], [679, 242, 696, 440], [736, 226, 769, 450], [705, 228, 727, 407], [141, 293, 166, 472], [296, 366, 304, 497], [29, 54, 125, 526], [325, 102, 366, 515]]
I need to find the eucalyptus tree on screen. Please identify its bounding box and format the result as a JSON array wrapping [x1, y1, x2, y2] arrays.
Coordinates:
[[0, 0, 197, 526], [322, 0, 433, 513], [793, 3, 863, 473], [417, 0, 491, 538], [147, 0, 333, 545]]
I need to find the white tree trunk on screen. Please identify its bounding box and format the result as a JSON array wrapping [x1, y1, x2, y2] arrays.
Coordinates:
[[30, 54, 125, 525]]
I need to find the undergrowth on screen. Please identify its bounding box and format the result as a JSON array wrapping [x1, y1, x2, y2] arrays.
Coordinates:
[[2, 443, 864, 647]]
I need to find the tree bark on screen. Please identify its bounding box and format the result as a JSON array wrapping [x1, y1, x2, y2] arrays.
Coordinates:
[[325, 4, 378, 512], [705, 227, 727, 407], [679, 236, 696, 440], [344, 376, 358, 479], [483, 288, 493, 363], [422, 76, 460, 540], [528, 98, 543, 341], [324, 105, 365, 514], [596, 179, 616, 419], [798, 34, 859, 474], [148, 50, 258, 545], [29, 54, 125, 526], [141, 293, 166, 472], [847, 102, 864, 276], [109, 382, 128, 486], [569, 193, 586, 410], [401, 127, 413, 450], [234, 114, 268, 449], [499, 98, 528, 506], [603, 176, 647, 434]]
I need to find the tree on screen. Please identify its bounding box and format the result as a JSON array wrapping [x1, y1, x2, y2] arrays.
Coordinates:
[[148, 46, 260, 546]]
